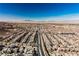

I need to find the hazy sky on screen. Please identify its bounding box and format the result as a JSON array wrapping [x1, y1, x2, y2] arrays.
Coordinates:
[[0, 3, 79, 21]]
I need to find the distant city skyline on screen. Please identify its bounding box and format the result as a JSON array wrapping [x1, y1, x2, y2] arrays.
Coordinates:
[[0, 3, 79, 21]]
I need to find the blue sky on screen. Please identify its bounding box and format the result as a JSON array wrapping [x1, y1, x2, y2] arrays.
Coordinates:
[[0, 3, 79, 21]]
